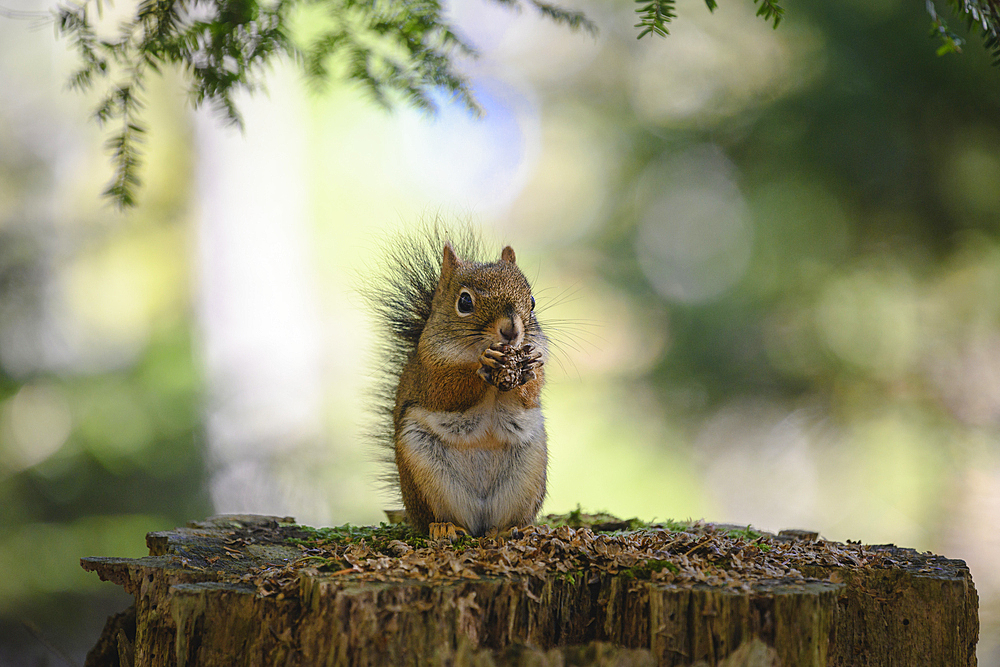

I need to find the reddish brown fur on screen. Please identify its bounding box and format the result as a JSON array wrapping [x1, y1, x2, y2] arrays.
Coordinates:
[[391, 240, 547, 535]]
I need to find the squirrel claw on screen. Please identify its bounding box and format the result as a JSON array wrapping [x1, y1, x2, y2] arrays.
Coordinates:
[[429, 522, 468, 542], [518, 350, 542, 383], [478, 342, 543, 391], [521, 352, 542, 369], [479, 347, 505, 369]]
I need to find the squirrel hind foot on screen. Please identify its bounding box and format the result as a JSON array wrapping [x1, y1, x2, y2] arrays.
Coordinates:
[[484, 526, 526, 541], [429, 522, 469, 542]]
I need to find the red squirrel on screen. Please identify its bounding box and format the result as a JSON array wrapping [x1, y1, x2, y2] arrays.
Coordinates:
[[369, 229, 547, 538]]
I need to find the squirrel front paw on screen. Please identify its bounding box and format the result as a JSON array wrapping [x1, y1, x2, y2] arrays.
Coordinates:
[[477, 343, 543, 391]]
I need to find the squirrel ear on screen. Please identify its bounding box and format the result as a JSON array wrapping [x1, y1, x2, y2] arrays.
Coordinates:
[[441, 242, 460, 279], [500, 246, 517, 264]]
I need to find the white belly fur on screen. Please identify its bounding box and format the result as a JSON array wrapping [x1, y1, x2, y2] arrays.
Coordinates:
[[398, 398, 546, 535]]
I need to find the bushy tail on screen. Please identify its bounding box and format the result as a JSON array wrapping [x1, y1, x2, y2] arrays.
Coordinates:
[[362, 222, 487, 499]]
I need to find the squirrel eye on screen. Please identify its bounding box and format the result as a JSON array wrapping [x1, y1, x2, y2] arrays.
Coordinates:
[[530, 296, 536, 311], [456, 289, 475, 315]]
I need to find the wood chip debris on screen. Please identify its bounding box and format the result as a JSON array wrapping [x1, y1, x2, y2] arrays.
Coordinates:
[[233, 522, 901, 600]]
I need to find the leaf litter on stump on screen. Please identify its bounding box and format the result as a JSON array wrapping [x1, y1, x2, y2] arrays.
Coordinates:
[[80, 513, 979, 666]]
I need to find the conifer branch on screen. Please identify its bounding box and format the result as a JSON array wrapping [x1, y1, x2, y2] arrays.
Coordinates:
[[634, 0, 675, 39], [46, 0, 1000, 207], [929, 0, 1000, 63], [753, 0, 783, 28]]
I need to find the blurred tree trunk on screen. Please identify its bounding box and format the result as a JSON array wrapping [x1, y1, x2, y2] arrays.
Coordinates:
[[81, 515, 978, 667]]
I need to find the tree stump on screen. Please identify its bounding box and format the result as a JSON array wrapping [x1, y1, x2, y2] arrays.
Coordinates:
[[80, 514, 978, 667]]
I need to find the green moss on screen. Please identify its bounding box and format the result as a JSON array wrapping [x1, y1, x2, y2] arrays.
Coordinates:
[[619, 559, 681, 580], [658, 519, 695, 533], [543, 507, 649, 531], [567, 504, 583, 525], [722, 525, 764, 541], [287, 522, 428, 552], [557, 569, 587, 585]]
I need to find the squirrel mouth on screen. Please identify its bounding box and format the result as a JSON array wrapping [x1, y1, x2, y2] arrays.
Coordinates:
[[492, 315, 525, 348]]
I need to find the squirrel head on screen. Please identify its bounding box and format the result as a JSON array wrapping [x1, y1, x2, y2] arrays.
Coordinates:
[[420, 241, 540, 365]]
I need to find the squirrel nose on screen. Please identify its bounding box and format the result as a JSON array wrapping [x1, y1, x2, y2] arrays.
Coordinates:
[[498, 313, 524, 346]]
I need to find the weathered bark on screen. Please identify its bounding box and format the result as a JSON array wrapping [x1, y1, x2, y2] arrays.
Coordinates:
[[81, 515, 978, 667]]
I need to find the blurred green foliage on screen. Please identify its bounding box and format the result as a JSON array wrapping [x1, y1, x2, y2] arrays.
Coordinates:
[[610, 1, 1000, 416], [0, 35, 207, 657]]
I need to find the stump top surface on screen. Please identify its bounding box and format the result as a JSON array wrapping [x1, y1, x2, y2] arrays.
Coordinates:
[[80, 513, 972, 600], [80, 513, 980, 667]]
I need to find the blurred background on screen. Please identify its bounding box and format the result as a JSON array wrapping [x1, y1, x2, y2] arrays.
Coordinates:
[[2, 0, 999, 663]]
